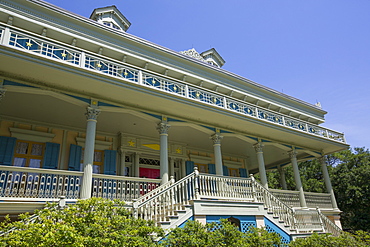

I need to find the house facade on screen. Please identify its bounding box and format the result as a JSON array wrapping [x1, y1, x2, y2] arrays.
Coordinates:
[[0, 0, 348, 242]]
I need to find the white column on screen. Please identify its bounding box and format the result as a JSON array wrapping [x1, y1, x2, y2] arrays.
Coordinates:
[[119, 148, 126, 176], [253, 142, 268, 189], [277, 165, 287, 190], [211, 132, 223, 175], [320, 156, 339, 210], [169, 157, 175, 178], [80, 106, 100, 199], [289, 150, 307, 209], [157, 121, 170, 184], [134, 152, 140, 177]]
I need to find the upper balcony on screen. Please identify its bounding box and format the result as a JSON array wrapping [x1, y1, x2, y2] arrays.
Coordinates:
[[0, 25, 346, 150]]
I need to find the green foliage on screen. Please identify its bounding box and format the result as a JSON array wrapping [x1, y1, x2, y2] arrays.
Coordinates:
[[289, 232, 370, 247], [265, 147, 370, 232], [0, 197, 164, 247], [161, 219, 281, 247], [329, 148, 370, 231]]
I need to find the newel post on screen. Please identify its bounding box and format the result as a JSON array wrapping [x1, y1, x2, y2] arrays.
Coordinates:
[[250, 174, 257, 202], [132, 199, 138, 219], [194, 167, 200, 200]]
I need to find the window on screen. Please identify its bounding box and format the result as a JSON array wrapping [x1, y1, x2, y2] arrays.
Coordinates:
[[13, 140, 44, 168], [228, 168, 239, 177], [80, 150, 104, 174], [195, 163, 208, 173]]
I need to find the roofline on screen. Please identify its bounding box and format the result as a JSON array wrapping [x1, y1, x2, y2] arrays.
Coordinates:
[[27, 0, 326, 115]]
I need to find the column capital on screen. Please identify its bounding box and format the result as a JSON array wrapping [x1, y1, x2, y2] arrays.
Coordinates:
[[288, 150, 298, 159], [0, 88, 6, 101], [319, 156, 327, 164], [157, 121, 170, 135], [118, 147, 125, 155], [253, 142, 264, 153], [85, 107, 101, 121], [211, 133, 223, 145]]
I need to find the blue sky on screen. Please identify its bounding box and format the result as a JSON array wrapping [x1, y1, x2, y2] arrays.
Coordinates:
[[46, 0, 370, 149]]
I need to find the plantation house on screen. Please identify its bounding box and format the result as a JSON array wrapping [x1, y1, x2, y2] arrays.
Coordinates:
[[0, 0, 348, 243]]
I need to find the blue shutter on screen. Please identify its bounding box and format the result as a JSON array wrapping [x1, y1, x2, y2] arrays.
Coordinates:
[[104, 150, 117, 175], [68, 144, 82, 171], [185, 161, 194, 175], [43, 142, 60, 169], [208, 164, 216, 174], [0, 136, 16, 165], [223, 165, 229, 176], [239, 168, 248, 178]]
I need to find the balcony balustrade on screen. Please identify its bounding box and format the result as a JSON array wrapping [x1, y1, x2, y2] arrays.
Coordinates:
[[271, 189, 333, 209], [0, 165, 160, 201], [0, 25, 345, 144]]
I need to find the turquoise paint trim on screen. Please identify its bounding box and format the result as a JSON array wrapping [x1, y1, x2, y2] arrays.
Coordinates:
[[264, 217, 291, 244], [201, 125, 216, 132], [65, 94, 90, 104], [178, 216, 194, 228], [98, 102, 120, 107], [3, 80, 37, 88], [142, 112, 162, 120], [246, 136, 259, 142]]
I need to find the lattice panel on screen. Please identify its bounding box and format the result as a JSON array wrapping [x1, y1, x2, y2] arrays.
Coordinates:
[[85, 55, 138, 82], [9, 32, 80, 65], [240, 221, 257, 233], [265, 218, 291, 245], [143, 74, 186, 97], [188, 86, 224, 107]]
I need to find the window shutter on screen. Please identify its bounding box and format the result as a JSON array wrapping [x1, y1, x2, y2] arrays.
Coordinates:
[[223, 165, 229, 176], [68, 144, 82, 171], [239, 168, 248, 178], [185, 161, 194, 175], [43, 142, 60, 169], [0, 136, 16, 165], [104, 150, 117, 175], [207, 164, 216, 174]]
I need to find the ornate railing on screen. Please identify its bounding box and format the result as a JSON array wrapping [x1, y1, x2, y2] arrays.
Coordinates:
[[133, 172, 197, 223], [317, 209, 342, 236], [271, 189, 333, 209], [0, 165, 82, 199], [92, 173, 160, 201], [0, 165, 161, 201], [0, 25, 345, 144]]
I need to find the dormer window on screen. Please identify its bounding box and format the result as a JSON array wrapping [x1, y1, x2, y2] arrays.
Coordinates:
[[90, 6, 131, 32]]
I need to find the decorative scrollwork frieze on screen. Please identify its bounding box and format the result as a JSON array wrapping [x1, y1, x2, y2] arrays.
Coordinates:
[[85, 107, 101, 121]]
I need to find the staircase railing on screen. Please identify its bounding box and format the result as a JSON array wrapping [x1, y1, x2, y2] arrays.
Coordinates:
[[133, 170, 198, 223], [317, 209, 342, 236], [133, 170, 341, 235], [249, 175, 297, 230]]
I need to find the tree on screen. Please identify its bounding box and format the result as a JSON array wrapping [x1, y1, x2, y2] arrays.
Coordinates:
[[289, 232, 370, 247], [329, 147, 370, 231], [0, 197, 164, 247], [161, 219, 281, 247], [265, 147, 370, 231]]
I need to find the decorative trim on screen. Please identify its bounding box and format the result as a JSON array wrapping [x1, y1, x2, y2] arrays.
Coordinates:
[[85, 107, 101, 121], [9, 127, 55, 142], [0, 88, 6, 100], [76, 137, 112, 150], [157, 122, 170, 135], [253, 142, 264, 153], [288, 150, 297, 159], [211, 133, 223, 145]]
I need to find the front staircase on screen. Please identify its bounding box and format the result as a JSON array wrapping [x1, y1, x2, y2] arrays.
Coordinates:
[[132, 168, 342, 238]]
